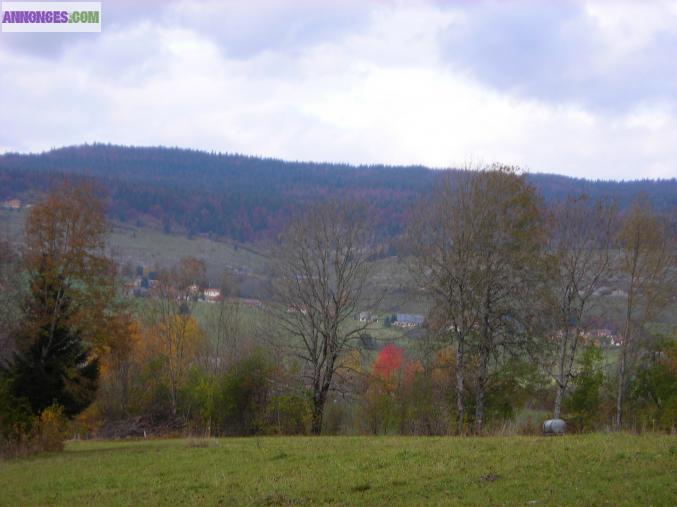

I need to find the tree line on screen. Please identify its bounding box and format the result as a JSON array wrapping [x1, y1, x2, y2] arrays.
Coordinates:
[[1, 168, 675, 455], [1, 144, 675, 243]]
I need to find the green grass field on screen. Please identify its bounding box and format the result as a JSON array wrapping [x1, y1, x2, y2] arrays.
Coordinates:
[[1, 434, 675, 506], [1, 209, 269, 280]]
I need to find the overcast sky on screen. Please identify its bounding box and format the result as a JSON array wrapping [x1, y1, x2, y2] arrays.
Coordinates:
[[1, 0, 676, 179]]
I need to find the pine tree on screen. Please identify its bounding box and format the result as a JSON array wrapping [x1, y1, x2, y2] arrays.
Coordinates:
[[6, 265, 99, 418]]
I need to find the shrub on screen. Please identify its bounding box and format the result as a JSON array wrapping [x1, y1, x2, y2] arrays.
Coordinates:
[[34, 405, 69, 452], [565, 345, 604, 432], [214, 353, 272, 435], [183, 352, 273, 436], [265, 395, 312, 435], [627, 339, 677, 432], [0, 403, 69, 459], [0, 378, 33, 458]]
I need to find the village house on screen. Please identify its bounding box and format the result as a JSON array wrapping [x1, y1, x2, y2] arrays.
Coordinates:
[[287, 304, 308, 315], [358, 311, 377, 323], [581, 328, 618, 347], [393, 313, 425, 328], [203, 288, 222, 302], [1, 198, 21, 210]]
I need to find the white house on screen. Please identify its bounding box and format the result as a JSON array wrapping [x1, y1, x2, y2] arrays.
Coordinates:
[[393, 313, 425, 328], [204, 288, 221, 301]]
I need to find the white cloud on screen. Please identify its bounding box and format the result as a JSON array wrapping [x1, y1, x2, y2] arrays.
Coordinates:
[[0, 0, 675, 180], [584, 0, 677, 53]]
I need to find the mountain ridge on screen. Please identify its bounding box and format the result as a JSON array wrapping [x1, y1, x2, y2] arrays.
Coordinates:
[[1, 143, 675, 242]]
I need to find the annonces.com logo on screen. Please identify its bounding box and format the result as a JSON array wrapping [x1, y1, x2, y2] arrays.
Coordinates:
[[1, 2, 101, 32]]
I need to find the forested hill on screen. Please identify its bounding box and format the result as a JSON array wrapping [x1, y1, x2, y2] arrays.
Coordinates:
[[1, 144, 675, 242]]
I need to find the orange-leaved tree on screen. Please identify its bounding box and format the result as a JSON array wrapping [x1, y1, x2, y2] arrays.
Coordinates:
[[4, 180, 118, 419]]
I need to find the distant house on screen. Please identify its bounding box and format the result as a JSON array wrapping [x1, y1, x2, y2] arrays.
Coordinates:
[[358, 311, 377, 323], [581, 328, 619, 347], [204, 288, 221, 302], [1, 198, 21, 210], [393, 313, 425, 328], [587, 328, 614, 339]]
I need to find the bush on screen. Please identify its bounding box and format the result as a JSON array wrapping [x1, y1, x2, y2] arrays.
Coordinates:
[[214, 353, 272, 435], [34, 405, 69, 452], [0, 403, 69, 459], [0, 378, 32, 458], [564, 345, 604, 432], [184, 352, 273, 436], [627, 339, 677, 432], [265, 395, 312, 435]]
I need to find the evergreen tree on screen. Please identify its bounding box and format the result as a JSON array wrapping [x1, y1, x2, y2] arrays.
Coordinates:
[[564, 345, 604, 432], [5, 266, 99, 418], [3, 180, 115, 421]]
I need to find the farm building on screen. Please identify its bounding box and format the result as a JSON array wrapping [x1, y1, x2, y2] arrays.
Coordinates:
[[358, 311, 377, 322], [394, 313, 425, 328], [204, 288, 222, 302], [1, 198, 21, 210]]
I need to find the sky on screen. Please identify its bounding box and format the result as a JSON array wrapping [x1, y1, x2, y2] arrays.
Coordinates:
[[1, 0, 676, 180]]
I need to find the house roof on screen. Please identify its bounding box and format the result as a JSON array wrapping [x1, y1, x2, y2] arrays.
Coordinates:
[[396, 313, 424, 324]]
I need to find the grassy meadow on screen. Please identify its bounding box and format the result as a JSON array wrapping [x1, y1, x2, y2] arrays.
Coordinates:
[[1, 434, 676, 506]]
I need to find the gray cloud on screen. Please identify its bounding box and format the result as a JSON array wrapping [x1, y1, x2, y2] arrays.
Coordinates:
[[0, 0, 172, 57], [0, 0, 675, 179], [163, 0, 370, 59], [439, 0, 677, 111]]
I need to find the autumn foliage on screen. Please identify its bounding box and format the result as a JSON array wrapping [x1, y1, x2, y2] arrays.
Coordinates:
[[373, 344, 404, 381]]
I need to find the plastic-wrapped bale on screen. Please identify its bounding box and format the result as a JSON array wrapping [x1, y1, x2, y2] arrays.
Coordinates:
[[543, 419, 566, 435]]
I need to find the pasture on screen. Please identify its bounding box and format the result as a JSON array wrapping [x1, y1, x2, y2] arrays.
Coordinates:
[[1, 434, 675, 506]]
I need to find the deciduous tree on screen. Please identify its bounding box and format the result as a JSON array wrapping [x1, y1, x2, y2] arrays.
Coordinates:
[[408, 167, 548, 433], [146, 257, 208, 418], [548, 195, 617, 419], [615, 198, 674, 429], [4, 180, 117, 418], [271, 199, 373, 434]]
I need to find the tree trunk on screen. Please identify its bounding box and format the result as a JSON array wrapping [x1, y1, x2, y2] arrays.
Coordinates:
[[553, 326, 569, 420], [455, 338, 465, 434], [474, 347, 489, 435], [553, 381, 564, 419], [616, 287, 633, 431], [169, 378, 178, 418], [615, 346, 627, 430], [311, 390, 326, 435]]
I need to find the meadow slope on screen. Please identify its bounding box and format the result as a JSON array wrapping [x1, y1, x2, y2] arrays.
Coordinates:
[[1, 434, 675, 506]]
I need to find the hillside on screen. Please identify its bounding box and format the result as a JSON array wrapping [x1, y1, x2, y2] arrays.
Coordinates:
[[1, 144, 675, 243], [1, 208, 416, 309]]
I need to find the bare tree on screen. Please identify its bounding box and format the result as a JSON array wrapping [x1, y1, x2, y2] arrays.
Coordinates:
[[548, 195, 617, 419], [206, 271, 242, 372], [271, 199, 373, 434], [408, 167, 548, 434], [615, 198, 674, 430], [406, 172, 481, 433]]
